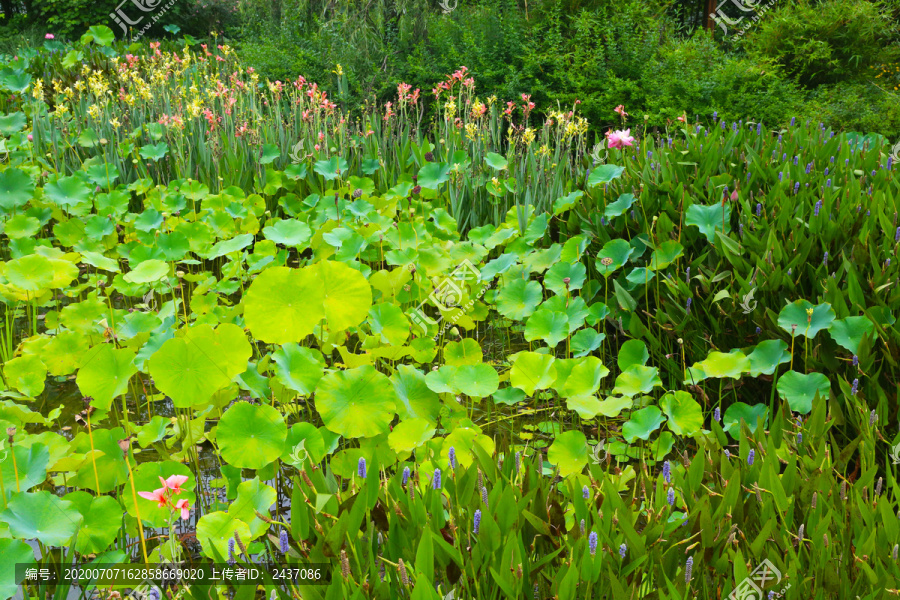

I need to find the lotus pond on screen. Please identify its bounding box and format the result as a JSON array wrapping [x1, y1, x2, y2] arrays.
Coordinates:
[[1, 27, 900, 600]]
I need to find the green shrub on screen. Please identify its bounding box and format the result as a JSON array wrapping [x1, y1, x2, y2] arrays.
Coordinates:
[[801, 80, 900, 138], [742, 0, 900, 87]]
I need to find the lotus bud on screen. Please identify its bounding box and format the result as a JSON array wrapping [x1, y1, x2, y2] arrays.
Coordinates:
[[450, 327, 460, 337], [6, 427, 15, 443]]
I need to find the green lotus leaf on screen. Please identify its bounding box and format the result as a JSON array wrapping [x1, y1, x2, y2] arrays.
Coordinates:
[[5, 254, 55, 291], [44, 175, 91, 208], [316, 365, 398, 438], [548, 430, 589, 477], [565, 395, 605, 419], [649, 241, 684, 270], [776, 370, 830, 414], [660, 391, 703, 436], [0, 538, 36, 600], [617, 339, 649, 371], [553, 191, 583, 215], [453, 364, 499, 398], [479, 253, 519, 281], [596, 238, 633, 277], [496, 278, 543, 320], [509, 351, 557, 396], [604, 192, 635, 218], [2, 354, 46, 397], [443, 338, 483, 366], [443, 427, 494, 468], [65, 491, 123, 554], [595, 395, 633, 417], [625, 267, 655, 290], [76, 345, 137, 410], [612, 365, 662, 397], [685, 202, 731, 243], [424, 365, 459, 394], [217, 402, 287, 469], [417, 162, 451, 189], [685, 351, 750, 383], [570, 328, 605, 358], [388, 418, 436, 454], [484, 152, 508, 170], [196, 511, 252, 561], [828, 316, 875, 354], [561, 356, 609, 398], [244, 266, 325, 344], [544, 261, 586, 294], [0, 443, 48, 500], [747, 340, 791, 376], [3, 215, 40, 239], [272, 343, 325, 395], [120, 461, 196, 528], [148, 323, 252, 407], [777, 300, 835, 339], [622, 406, 666, 443], [124, 259, 169, 284], [229, 478, 277, 539], [0, 168, 35, 210], [309, 260, 373, 331], [0, 111, 25, 135], [282, 423, 327, 465], [368, 302, 410, 346], [0, 491, 83, 547], [392, 365, 441, 423], [722, 402, 768, 437], [524, 309, 569, 347], [493, 386, 527, 405], [84, 24, 115, 45], [139, 142, 169, 162], [587, 164, 625, 187]]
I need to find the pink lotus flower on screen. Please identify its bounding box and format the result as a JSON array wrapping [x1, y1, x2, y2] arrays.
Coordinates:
[[159, 474, 189, 494], [175, 499, 191, 521], [138, 487, 168, 508], [606, 129, 635, 150], [45, 34, 55, 40], [614, 105, 628, 118]]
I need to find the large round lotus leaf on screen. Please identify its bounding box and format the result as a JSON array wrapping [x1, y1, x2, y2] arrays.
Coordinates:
[[510, 351, 557, 396], [392, 365, 441, 423], [2, 354, 47, 397], [42, 331, 90, 376], [4, 254, 54, 291], [595, 395, 633, 417], [747, 340, 791, 376], [612, 365, 662, 397], [76, 345, 137, 410], [777, 300, 835, 339], [565, 395, 605, 419], [492, 386, 527, 405], [571, 328, 605, 358], [828, 316, 875, 354], [649, 241, 684, 271], [443, 338, 483, 366], [44, 175, 91, 207], [622, 406, 666, 443], [229, 478, 277, 539], [587, 164, 625, 186], [217, 402, 287, 469], [196, 511, 252, 561], [282, 423, 326, 465], [561, 357, 609, 398], [316, 365, 398, 438], [603, 192, 635, 217], [3, 215, 40, 239], [263, 219, 312, 247], [388, 418, 436, 454], [544, 261, 586, 294], [776, 371, 830, 414], [244, 266, 325, 344], [0, 538, 36, 600], [123, 259, 169, 284], [424, 364, 459, 394], [368, 302, 409, 346], [417, 162, 451, 189], [442, 427, 494, 468], [69, 427, 129, 493], [0, 168, 35, 210], [65, 491, 123, 554], [453, 364, 499, 398], [660, 391, 703, 436], [548, 430, 588, 477], [307, 260, 373, 331], [596, 239, 634, 277], [685, 351, 750, 383], [271, 343, 325, 395], [0, 490, 83, 547], [120, 461, 196, 528], [685, 202, 731, 243], [524, 309, 569, 347], [0, 442, 48, 500], [722, 402, 768, 437], [496, 278, 543, 320], [617, 339, 649, 371], [148, 323, 251, 407]]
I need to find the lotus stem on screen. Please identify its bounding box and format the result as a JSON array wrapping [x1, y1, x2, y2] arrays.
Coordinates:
[[86, 410, 102, 494], [123, 450, 150, 564]]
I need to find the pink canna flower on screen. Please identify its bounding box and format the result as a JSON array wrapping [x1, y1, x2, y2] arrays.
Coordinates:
[[175, 499, 191, 520], [160, 474, 189, 494], [45, 34, 55, 40], [138, 487, 168, 508], [614, 105, 628, 118], [606, 129, 635, 149]]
